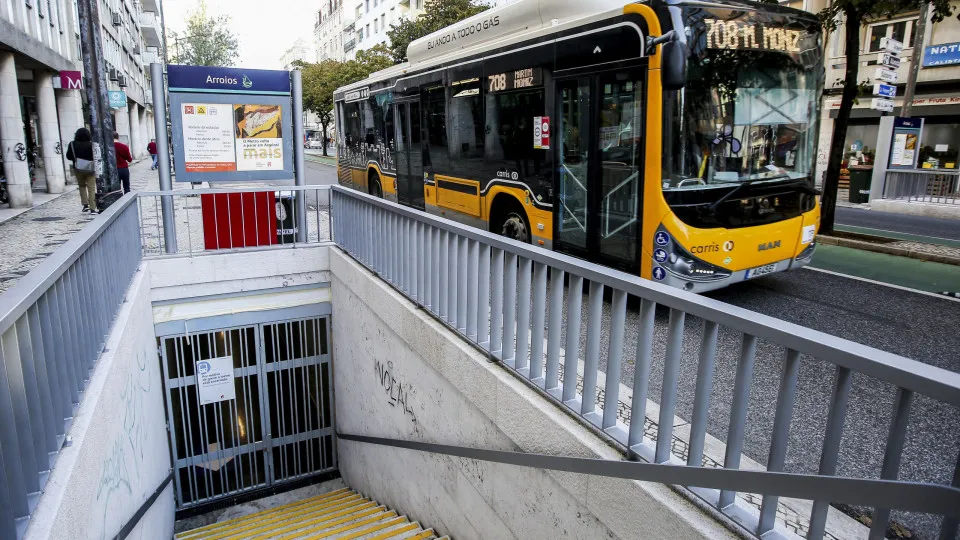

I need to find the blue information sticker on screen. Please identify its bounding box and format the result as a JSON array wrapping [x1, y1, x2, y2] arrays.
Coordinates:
[[197, 361, 211, 374], [655, 231, 670, 246], [652, 267, 666, 281], [654, 248, 668, 263]]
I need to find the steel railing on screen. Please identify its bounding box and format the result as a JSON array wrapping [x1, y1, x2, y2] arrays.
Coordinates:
[[137, 185, 332, 258], [0, 195, 142, 540], [330, 185, 960, 540], [883, 169, 960, 204]]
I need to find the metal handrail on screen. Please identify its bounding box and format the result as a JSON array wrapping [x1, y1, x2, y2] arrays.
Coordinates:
[[329, 184, 960, 540]]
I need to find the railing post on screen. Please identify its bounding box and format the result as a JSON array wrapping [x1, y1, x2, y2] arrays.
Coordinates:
[[151, 62, 177, 254], [291, 70, 308, 244]]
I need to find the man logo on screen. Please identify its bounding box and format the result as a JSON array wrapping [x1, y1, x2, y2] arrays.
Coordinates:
[[758, 240, 781, 251], [723, 240, 734, 252]]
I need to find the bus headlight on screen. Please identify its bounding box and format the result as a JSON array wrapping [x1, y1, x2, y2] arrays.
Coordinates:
[[663, 243, 732, 282], [794, 242, 816, 263]]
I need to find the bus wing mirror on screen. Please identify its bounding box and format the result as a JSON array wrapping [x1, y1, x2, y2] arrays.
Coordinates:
[[662, 41, 687, 91]]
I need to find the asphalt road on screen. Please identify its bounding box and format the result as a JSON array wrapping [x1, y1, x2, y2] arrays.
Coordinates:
[[836, 206, 960, 242], [310, 161, 958, 535]]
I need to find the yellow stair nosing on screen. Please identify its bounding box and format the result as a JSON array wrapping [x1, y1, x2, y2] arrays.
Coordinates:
[[189, 497, 374, 540], [335, 516, 409, 540], [268, 504, 392, 540], [365, 521, 421, 540], [405, 529, 435, 540], [309, 510, 399, 539], [175, 489, 354, 538]]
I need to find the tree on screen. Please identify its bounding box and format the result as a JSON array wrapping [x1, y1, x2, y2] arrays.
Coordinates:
[[817, 0, 954, 233], [298, 45, 395, 156], [385, 0, 490, 63], [169, 0, 240, 67]]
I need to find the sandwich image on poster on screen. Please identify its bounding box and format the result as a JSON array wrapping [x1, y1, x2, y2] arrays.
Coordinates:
[[181, 103, 237, 172], [234, 104, 284, 171]]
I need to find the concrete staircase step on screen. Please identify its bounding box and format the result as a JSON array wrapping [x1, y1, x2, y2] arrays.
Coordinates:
[[174, 487, 444, 540]]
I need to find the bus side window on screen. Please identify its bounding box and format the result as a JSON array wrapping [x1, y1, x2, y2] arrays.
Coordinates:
[[423, 86, 446, 174], [484, 88, 545, 182], [447, 79, 484, 179]]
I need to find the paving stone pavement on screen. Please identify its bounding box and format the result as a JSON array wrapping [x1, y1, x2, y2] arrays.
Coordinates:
[[0, 160, 160, 294]]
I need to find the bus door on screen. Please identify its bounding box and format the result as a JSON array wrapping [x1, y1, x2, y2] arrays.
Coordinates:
[[554, 70, 646, 273], [393, 99, 425, 210]]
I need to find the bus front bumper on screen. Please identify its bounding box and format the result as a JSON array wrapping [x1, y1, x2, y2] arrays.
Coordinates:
[[658, 244, 816, 293]]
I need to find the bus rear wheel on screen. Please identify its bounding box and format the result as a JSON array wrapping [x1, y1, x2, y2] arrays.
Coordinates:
[[368, 171, 383, 198], [492, 198, 530, 244]]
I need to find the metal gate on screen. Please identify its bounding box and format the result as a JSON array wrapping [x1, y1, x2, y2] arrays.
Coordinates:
[[159, 316, 335, 508]]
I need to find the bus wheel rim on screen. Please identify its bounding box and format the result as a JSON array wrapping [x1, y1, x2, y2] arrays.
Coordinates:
[[502, 213, 528, 242]]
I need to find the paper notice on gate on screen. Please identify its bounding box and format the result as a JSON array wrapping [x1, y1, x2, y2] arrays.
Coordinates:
[[196, 356, 236, 405]]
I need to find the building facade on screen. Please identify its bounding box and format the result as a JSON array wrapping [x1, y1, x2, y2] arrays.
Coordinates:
[[315, 0, 346, 62], [811, 1, 960, 184], [347, 0, 426, 59], [0, 0, 164, 209], [280, 38, 317, 70]]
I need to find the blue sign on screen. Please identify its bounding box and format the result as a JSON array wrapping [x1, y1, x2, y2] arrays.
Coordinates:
[[197, 361, 210, 375], [168, 65, 291, 95], [654, 231, 670, 246], [923, 42, 960, 67], [652, 267, 666, 281], [654, 249, 668, 263], [894, 117, 922, 129], [874, 84, 896, 98], [108, 90, 127, 108]]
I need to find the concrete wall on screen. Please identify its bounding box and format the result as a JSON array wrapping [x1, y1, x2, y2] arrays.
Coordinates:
[[330, 249, 734, 540], [25, 267, 175, 540]]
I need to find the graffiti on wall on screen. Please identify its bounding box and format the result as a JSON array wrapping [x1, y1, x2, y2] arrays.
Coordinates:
[[374, 359, 417, 425]]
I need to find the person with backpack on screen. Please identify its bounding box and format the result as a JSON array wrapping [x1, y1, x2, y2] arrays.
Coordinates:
[[66, 128, 97, 213]]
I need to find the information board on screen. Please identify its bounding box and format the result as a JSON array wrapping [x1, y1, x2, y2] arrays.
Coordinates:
[[168, 65, 294, 182], [196, 356, 236, 405]]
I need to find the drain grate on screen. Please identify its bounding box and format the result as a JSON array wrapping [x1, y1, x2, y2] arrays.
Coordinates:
[[32, 216, 65, 222]]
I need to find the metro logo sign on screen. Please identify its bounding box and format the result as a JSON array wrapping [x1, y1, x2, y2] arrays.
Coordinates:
[[55, 71, 83, 90]]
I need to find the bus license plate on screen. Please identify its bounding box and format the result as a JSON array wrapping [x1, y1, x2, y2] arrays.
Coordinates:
[[745, 263, 777, 280]]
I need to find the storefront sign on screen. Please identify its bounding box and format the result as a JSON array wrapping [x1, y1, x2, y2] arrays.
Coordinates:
[[533, 116, 550, 149], [873, 83, 897, 98], [880, 37, 904, 55], [196, 356, 236, 405], [487, 67, 543, 93], [108, 90, 127, 108], [875, 68, 898, 83], [168, 65, 291, 94], [923, 42, 960, 67], [871, 98, 894, 113], [56, 70, 83, 90]]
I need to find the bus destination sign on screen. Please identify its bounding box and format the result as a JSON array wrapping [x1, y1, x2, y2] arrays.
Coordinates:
[[487, 67, 542, 94], [704, 18, 806, 54], [344, 87, 370, 103]]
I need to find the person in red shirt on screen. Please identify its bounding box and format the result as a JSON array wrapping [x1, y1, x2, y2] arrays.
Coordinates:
[[147, 139, 158, 170], [114, 132, 133, 193]]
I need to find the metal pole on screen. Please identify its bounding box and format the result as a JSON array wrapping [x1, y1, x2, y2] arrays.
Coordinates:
[[292, 69, 308, 243], [901, 2, 928, 119], [151, 62, 177, 253], [77, 0, 119, 205]]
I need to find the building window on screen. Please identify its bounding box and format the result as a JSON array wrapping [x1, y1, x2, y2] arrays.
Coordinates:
[[381, 13, 385, 29], [358, 28, 363, 41], [867, 19, 915, 53], [365, 0, 369, 12], [374, 19, 378, 33], [366, 23, 370, 37]]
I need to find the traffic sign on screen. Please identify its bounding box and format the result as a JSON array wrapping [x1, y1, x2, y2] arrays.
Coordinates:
[[875, 68, 898, 84], [880, 53, 901, 68], [871, 98, 895, 112], [880, 37, 904, 55], [873, 83, 897, 98]]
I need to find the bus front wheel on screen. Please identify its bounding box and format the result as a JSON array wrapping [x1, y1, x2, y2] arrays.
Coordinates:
[[491, 197, 530, 244]]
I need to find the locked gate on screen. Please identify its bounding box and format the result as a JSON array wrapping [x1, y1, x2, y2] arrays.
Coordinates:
[[158, 316, 335, 508]]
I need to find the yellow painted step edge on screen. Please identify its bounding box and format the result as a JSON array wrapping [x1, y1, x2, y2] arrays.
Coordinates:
[[176, 489, 353, 538], [191, 497, 373, 540], [365, 521, 420, 540], [310, 510, 399, 539], [407, 529, 436, 540], [269, 504, 390, 540], [336, 516, 409, 540]]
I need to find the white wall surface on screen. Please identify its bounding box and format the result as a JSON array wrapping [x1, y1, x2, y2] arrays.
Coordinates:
[[25, 268, 175, 540], [330, 249, 734, 540]]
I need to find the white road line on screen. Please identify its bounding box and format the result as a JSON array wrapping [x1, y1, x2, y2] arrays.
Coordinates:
[[837, 224, 960, 245], [803, 266, 960, 302]]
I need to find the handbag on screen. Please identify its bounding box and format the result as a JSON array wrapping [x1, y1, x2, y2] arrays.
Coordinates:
[[70, 142, 95, 172]]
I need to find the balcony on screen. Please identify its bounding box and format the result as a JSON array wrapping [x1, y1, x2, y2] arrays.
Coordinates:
[[343, 17, 355, 32], [140, 0, 159, 12], [139, 11, 162, 47], [343, 38, 356, 53], [142, 48, 159, 66]]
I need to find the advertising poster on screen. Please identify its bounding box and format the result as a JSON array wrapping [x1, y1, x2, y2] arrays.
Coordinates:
[[233, 104, 284, 171], [890, 133, 907, 166], [902, 133, 918, 165], [182, 103, 237, 172]]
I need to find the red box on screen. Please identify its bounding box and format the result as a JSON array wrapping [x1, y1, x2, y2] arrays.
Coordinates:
[[200, 192, 278, 250]]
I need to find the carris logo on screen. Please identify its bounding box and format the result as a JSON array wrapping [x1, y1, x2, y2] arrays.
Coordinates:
[[758, 240, 781, 251], [691, 243, 719, 254]]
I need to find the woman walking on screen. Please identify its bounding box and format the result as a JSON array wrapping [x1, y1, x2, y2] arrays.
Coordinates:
[[66, 128, 98, 213]]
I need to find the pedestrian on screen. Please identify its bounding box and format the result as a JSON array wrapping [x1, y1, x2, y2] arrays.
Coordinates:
[[65, 128, 98, 214], [114, 132, 133, 194], [147, 138, 158, 170]]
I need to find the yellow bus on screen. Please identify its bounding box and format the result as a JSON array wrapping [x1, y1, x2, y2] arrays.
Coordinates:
[[334, 0, 823, 292]]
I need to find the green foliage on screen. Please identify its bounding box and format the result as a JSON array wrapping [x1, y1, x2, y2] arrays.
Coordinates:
[[298, 45, 395, 155], [169, 0, 240, 67], [385, 0, 490, 63]]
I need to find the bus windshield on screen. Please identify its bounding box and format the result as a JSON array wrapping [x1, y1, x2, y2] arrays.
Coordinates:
[[663, 7, 823, 191]]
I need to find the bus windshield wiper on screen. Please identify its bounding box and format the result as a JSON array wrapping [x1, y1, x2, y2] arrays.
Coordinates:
[[708, 180, 755, 212]]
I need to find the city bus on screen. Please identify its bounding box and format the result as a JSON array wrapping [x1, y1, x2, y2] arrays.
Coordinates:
[[333, 0, 823, 292]]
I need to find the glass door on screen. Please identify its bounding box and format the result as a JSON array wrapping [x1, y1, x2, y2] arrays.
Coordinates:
[[393, 101, 425, 210], [554, 70, 646, 273]]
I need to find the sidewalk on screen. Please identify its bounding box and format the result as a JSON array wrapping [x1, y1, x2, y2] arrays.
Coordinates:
[[305, 149, 337, 166], [0, 159, 159, 294]]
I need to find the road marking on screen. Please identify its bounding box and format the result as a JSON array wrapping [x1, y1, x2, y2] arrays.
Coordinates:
[[836, 224, 960, 246], [803, 266, 960, 302]]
